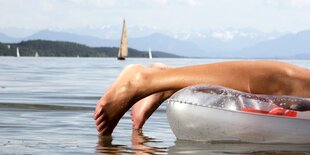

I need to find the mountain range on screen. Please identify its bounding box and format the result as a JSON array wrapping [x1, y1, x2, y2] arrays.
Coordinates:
[[238, 30, 310, 58], [0, 29, 309, 58]]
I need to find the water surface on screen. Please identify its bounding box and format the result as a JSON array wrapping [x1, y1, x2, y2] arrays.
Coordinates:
[[0, 57, 309, 154]]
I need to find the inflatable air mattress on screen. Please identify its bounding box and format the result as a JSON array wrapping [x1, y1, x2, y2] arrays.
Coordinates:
[[166, 85, 310, 143]]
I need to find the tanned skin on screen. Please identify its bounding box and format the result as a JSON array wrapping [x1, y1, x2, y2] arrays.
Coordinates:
[[94, 60, 310, 136]]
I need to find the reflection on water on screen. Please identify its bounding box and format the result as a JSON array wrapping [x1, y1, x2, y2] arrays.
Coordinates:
[[96, 136, 131, 154], [95, 129, 310, 155], [1, 57, 310, 154], [96, 130, 167, 154], [169, 140, 310, 155]]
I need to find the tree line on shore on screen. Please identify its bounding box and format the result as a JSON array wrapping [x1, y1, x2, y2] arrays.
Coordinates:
[[0, 40, 181, 58]]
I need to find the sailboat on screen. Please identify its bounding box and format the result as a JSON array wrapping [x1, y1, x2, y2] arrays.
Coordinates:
[[148, 48, 152, 59], [117, 19, 128, 60], [35, 52, 39, 57], [16, 47, 20, 57]]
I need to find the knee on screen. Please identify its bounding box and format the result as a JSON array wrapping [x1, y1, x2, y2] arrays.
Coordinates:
[[125, 64, 144, 70], [150, 63, 170, 70]]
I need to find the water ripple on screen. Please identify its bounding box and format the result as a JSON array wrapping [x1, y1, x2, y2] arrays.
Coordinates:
[[0, 103, 93, 111]]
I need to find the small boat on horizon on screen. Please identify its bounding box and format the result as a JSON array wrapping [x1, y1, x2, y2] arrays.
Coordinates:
[[35, 52, 39, 57], [149, 48, 152, 59], [117, 18, 128, 60], [16, 47, 20, 57]]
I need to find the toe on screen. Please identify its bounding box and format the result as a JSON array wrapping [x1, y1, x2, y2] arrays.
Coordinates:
[[94, 106, 103, 120], [96, 114, 105, 126], [97, 120, 106, 132], [99, 125, 112, 136]]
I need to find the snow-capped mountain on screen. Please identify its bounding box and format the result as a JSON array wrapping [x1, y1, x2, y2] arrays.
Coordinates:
[[0, 27, 309, 58]]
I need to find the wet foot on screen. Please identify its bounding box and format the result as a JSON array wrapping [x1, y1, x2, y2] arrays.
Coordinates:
[[94, 64, 149, 136], [131, 92, 166, 129], [131, 63, 173, 130]]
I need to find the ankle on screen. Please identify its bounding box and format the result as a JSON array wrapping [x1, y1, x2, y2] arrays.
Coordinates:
[[125, 64, 149, 93]]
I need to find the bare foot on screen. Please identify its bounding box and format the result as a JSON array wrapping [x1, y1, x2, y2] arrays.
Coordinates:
[[131, 92, 167, 129], [131, 63, 174, 130], [94, 64, 150, 136]]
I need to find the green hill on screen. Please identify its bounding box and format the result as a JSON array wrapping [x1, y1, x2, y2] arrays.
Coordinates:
[[0, 40, 182, 58]]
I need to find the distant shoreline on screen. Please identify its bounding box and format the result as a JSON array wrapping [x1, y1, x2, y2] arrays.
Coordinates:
[[0, 40, 183, 58], [0, 56, 309, 60], [1, 40, 309, 59]]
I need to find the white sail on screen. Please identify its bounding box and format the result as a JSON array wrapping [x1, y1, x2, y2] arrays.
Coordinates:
[[16, 47, 20, 57], [117, 18, 128, 60], [148, 48, 152, 59], [35, 52, 39, 57]]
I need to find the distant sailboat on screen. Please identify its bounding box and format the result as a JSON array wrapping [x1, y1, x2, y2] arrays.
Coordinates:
[[35, 52, 39, 57], [148, 48, 152, 59], [16, 47, 20, 57], [117, 18, 128, 60]]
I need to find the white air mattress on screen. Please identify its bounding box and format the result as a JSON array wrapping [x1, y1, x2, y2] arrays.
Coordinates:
[[166, 85, 310, 143]]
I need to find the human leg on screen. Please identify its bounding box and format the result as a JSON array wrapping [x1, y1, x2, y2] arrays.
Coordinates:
[[131, 63, 174, 130], [94, 60, 310, 135]]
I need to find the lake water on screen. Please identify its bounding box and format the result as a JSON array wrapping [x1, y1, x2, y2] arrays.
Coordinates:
[[0, 57, 310, 154]]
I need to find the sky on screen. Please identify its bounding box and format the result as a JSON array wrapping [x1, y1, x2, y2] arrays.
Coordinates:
[[1, 0, 310, 36]]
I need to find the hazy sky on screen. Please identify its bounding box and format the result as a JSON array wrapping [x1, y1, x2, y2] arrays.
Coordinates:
[[1, 0, 310, 33]]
